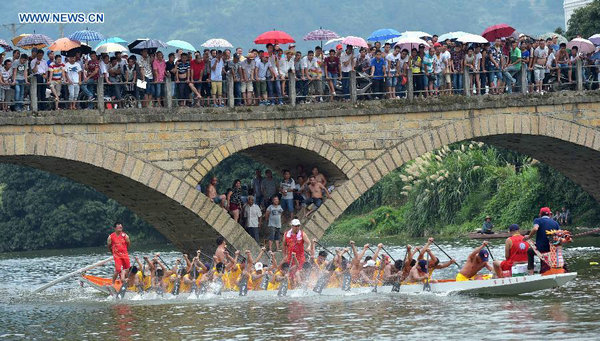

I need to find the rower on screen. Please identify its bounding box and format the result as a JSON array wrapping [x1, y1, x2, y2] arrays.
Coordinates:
[[405, 259, 429, 283], [382, 258, 405, 285], [124, 266, 142, 292], [456, 241, 493, 281], [359, 243, 383, 285], [215, 236, 228, 264], [107, 222, 131, 285], [524, 207, 560, 274], [492, 224, 529, 278], [421, 239, 456, 278], [349, 241, 371, 281]]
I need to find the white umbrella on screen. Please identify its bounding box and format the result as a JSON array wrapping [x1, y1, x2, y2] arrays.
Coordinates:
[[391, 37, 430, 51], [438, 31, 468, 42], [325, 37, 344, 46], [201, 38, 234, 48], [567, 38, 595, 54], [399, 31, 432, 39], [95, 43, 128, 54], [456, 33, 488, 44]]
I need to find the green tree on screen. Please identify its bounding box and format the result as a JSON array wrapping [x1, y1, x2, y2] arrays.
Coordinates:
[[566, 0, 600, 39]]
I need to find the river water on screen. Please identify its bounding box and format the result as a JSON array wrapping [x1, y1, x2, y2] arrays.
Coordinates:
[[1, 238, 599, 341]]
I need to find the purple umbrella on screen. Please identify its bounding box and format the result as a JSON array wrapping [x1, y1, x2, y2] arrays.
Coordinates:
[[304, 28, 339, 41], [589, 34, 600, 46], [0, 39, 12, 51]]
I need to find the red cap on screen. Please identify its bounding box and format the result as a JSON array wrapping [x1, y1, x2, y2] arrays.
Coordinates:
[[433, 42, 442, 47], [336, 44, 342, 50], [263, 52, 269, 58], [539, 207, 552, 215]]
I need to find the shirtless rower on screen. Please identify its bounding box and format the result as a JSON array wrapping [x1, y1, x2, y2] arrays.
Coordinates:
[[302, 175, 331, 217], [359, 243, 383, 285], [456, 241, 493, 281], [215, 236, 228, 264], [405, 259, 430, 283], [107, 222, 131, 285], [421, 238, 456, 278], [349, 241, 371, 281], [206, 177, 226, 208]]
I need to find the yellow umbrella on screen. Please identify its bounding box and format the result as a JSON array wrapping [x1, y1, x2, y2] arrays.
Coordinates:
[[49, 37, 81, 51], [11, 34, 30, 46]]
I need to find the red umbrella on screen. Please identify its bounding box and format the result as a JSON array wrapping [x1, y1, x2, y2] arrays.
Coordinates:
[[481, 24, 515, 41], [254, 30, 295, 45]]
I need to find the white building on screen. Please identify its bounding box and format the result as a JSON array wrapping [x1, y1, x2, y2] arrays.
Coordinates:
[[564, 0, 593, 29]]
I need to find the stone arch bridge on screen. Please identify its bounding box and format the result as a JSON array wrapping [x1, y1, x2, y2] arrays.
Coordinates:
[[2, 92, 600, 255]]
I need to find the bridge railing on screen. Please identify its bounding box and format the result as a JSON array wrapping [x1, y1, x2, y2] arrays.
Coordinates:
[[2, 59, 599, 113]]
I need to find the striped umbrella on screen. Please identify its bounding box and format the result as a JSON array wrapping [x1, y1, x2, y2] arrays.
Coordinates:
[[304, 28, 339, 41], [0, 39, 12, 51], [69, 30, 104, 42], [16, 34, 54, 49]]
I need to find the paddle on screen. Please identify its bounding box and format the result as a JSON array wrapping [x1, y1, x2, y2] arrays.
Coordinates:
[[260, 253, 274, 290], [313, 261, 336, 294], [391, 247, 408, 293], [381, 246, 396, 262], [432, 241, 460, 269], [314, 240, 336, 256], [367, 245, 381, 293], [423, 253, 431, 292], [485, 244, 496, 261], [157, 255, 171, 271], [277, 276, 289, 297], [172, 260, 183, 296], [573, 227, 600, 238], [34, 256, 113, 293]]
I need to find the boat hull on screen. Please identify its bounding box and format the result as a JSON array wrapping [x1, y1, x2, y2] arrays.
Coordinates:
[[468, 231, 529, 239], [80, 272, 576, 297]]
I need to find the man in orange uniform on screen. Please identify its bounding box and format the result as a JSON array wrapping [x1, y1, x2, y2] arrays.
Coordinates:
[[283, 219, 311, 268], [493, 224, 529, 278], [107, 222, 131, 285]]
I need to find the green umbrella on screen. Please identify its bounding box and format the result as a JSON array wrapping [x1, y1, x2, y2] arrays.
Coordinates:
[[538, 32, 568, 44]]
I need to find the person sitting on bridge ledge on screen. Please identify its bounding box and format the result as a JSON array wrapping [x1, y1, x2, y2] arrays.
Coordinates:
[[206, 176, 226, 208]]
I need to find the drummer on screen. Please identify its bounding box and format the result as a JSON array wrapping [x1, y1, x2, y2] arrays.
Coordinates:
[[492, 224, 529, 278]]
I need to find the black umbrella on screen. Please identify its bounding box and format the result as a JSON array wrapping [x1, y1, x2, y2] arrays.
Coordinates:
[[62, 43, 92, 57], [129, 38, 166, 54]]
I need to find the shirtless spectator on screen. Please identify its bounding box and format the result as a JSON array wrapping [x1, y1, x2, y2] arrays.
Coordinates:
[[214, 236, 228, 264], [206, 177, 226, 208], [311, 167, 327, 187], [302, 175, 331, 216]]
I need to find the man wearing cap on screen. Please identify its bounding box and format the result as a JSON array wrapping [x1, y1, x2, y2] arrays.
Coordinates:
[[492, 224, 529, 278], [405, 259, 430, 283], [283, 219, 311, 268], [456, 241, 493, 281], [524, 207, 560, 274]]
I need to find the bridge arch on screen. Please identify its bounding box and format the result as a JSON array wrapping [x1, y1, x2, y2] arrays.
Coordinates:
[[303, 114, 600, 239], [185, 130, 360, 186], [0, 133, 259, 254]]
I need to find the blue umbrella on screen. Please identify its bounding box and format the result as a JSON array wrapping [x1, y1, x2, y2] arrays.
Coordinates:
[[0, 47, 4, 54], [167, 39, 196, 51], [368, 28, 401, 42], [590, 51, 600, 61], [95, 36, 127, 49], [69, 30, 104, 42]]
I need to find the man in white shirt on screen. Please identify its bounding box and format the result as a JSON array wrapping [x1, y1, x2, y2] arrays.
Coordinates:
[[30, 50, 48, 110], [210, 51, 225, 107], [533, 38, 549, 93], [243, 195, 262, 242], [64, 55, 83, 110], [386, 45, 402, 98], [340, 45, 354, 100]]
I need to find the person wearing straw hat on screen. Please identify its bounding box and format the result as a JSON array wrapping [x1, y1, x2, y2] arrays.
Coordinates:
[[480, 216, 494, 234]]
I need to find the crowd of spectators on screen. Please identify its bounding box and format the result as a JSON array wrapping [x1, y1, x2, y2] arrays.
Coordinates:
[[1, 33, 599, 111], [200, 165, 333, 250]]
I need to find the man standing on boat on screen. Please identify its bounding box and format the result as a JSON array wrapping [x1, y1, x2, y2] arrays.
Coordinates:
[[524, 207, 560, 274], [492, 224, 529, 278], [283, 219, 311, 268], [107, 222, 131, 285]]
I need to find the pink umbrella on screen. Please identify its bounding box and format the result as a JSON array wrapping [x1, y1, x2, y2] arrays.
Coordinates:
[[568, 38, 595, 54], [341, 36, 368, 48], [481, 24, 515, 41], [393, 37, 430, 51]]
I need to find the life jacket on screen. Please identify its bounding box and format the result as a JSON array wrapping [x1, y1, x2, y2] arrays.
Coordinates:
[[164, 274, 176, 293], [127, 272, 143, 291], [267, 270, 283, 290], [285, 229, 305, 266], [508, 234, 529, 263], [109, 232, 128, 257], [179, 274, 192, 293], [226, 264, 242, 290]]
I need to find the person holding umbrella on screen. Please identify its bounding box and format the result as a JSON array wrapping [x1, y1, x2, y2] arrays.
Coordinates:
[[138, 49, 154, 108]]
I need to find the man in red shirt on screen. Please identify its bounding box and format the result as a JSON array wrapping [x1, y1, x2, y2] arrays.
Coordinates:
[[493, 224, 529, 278], [190, 52, 205, 106], [283, 219, 311, 268], [107, 222, 131, 285]]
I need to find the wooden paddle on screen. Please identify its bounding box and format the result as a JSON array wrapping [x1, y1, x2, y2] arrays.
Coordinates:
[[432, 241, 461, 269], [33, 257, 113, 293]]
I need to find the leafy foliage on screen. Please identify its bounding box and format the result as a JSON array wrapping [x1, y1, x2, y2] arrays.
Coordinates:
[[566, 0, 600, 39], [0, 164, 164, 252], [327, 142, 600, 239]]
